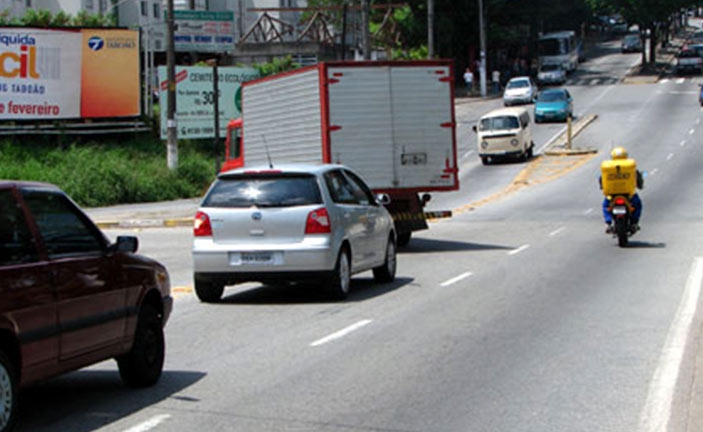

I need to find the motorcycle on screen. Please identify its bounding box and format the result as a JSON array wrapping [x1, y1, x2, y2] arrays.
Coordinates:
[[608, 194, 637, 247]]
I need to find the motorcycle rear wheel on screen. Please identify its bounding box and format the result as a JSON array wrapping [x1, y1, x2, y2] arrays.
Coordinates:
[[615, 219, 629, 247]]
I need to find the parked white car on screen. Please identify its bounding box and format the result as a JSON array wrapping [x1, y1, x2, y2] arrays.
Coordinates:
[[503, 76, 538, 106], [192, 163, 397, 302]]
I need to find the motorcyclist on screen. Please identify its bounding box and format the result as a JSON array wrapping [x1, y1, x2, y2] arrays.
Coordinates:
[[599, 146, 643, 234]]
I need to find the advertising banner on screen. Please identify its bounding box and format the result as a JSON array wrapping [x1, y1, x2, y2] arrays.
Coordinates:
[[81, 29, 140, 117], [173, 11, 234, 53], [158, 66, 258, 139], [0, 27, 140, 120]]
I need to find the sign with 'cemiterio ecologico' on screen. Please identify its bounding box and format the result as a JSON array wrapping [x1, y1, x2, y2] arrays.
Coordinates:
[[157, 66, 258, 139], [0, 28, 140, 120]]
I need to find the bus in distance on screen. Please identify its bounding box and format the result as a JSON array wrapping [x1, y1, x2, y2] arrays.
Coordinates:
[[537, 31, 579, 73]]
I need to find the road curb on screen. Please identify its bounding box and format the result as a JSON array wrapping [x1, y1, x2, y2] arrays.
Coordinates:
[[95, 217, 193, 229]]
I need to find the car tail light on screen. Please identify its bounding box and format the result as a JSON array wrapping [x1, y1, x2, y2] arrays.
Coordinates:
[[194, 211, 213, 237], [305, 207, 331, 234], [613, 197, 627, 206]]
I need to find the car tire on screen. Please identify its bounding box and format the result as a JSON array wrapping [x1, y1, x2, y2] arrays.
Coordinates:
[[397, 231, 412, 247], [328, 248, 351, 300], [528, 142, 534, 159], [194, 280, 224, 303], [373, 236, 396, 283], [0, 350, 17, 432], [117, 304, 164, 388]]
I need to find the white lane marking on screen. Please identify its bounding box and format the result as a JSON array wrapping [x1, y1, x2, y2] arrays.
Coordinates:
[[638, 257, 703, 432], [123, 415, 171, 432], [650, 168, 659, 176], [689, 129, 695, 135], [680, 140, 687, 147], [508, 244, 530, 256], [463, 150, 475, 159], [549, 227, 566, 237], [584, 208, 594, 215], [539, 82, 617, 155], [677, 78, 686, 84], [660, 78, 670, 84], [667, 153, 674, 161], [310, 320, 373, 347], [441, 272, 473, 287], [539, 131, 565, 154]]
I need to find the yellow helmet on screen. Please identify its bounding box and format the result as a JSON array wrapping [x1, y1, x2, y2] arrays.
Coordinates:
[[611, 146, 628, 160]]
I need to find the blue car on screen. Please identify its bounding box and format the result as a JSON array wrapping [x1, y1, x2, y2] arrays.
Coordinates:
[[534, 88, 573, 123]]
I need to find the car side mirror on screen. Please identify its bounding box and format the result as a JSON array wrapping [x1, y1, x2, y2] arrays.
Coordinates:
[[376, 193, 391, 205], [115, 235, 139, 253]]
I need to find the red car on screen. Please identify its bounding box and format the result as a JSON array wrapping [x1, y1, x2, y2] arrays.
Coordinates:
[[0, 181, 172, 431]]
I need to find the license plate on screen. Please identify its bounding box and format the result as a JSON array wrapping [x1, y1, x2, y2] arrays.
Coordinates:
[[612, 206, 627, 215], [240, 251, 274, 265]]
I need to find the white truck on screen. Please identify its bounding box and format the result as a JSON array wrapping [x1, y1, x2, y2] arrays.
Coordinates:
[[222, 60, 459, 246]]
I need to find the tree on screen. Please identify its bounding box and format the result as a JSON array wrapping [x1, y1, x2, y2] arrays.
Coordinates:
[[585, 0, 696, 66], [0, 8, 115, 28]]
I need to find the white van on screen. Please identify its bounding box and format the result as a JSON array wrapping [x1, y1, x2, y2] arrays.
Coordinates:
[[472, 107, 534, 165]]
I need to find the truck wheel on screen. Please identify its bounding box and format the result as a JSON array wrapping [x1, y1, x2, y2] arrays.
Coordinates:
[[373, 236, 396, 283], [397, 232, 412, 247], [194, 280, 224, 303], [117, 304, 164, 388], [327, 248, 351, 300], [0, 350, 17, 432]]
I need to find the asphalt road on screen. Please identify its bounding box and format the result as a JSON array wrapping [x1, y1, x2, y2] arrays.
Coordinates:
[[16, 34, 703, 432]]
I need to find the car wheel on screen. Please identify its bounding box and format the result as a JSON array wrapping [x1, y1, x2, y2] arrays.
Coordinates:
[[397, 231, 412, 247], [0, 350, 17, 432], [480, 156, 489, 165], [194, 280, 224, 303], [528, 142, 534, 159], [117, 304, 164, 388], [327, 248, 351, 300], [373, 236, 396, 283]]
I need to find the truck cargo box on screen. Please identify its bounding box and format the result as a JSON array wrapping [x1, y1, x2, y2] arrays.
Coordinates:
[[239, 61, 459, 193]]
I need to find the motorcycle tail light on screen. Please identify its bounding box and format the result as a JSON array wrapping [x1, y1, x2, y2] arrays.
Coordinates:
[[613, 197, 627, 205]]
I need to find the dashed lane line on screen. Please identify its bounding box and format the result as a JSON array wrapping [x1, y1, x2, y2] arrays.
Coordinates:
[[310, 320, 373, 347], [441, 272, 473, 287]]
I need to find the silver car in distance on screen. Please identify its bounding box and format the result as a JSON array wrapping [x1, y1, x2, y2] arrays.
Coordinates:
[[192, 163, 397, 302]]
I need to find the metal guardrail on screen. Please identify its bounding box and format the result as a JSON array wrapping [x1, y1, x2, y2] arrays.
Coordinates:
[[0, 121, 152, 135]]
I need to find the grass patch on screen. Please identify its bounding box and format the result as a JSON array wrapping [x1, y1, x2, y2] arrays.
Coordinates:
[[0, 135, 217, 207]]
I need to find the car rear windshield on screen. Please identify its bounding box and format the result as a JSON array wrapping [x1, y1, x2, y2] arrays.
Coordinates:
[[202, 174, 323, 208], [537, 92, 565, 102], [479, 116, 520, 131], [507, 80, 529, 89]]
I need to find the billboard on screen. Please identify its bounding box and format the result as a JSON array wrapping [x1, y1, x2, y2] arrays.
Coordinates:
[[158, 66, 258, 139], [0, 27, 140, 120], [174, 11, 234, 53]]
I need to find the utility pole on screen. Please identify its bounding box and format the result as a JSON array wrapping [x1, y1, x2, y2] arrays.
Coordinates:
[[166, 0, 178, 170], [478, 0, 487, 97], [361, 0, 370, 59], [428, 0, 434, 58]]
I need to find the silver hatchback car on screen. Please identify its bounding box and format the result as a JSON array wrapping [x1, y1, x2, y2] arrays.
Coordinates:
[[192, 163, 397, 302]]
